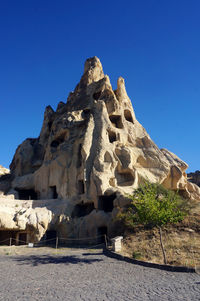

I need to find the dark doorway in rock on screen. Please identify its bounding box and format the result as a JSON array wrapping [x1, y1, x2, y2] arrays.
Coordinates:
[[0, 230, 17, 245], [82, 109, 91, 118], [97, 226, 107, 243], [78, 180, 85, 194], [77, 144, 82, 168], [71, 202, 94, 218], [18, 233, 27, 245], [124, 110, 134, 123], [16, 189, 37, 200], [50, 133, 65, 149], [116, 171, 134, 186], [98, 193, 116, 212], [50, 186, 58, 199], [108, 130, 117, 143], [45, 230, 57, 245], [50, 140, 59, 148], [93, 91, 101, 100], [109, 115, 123, 129]]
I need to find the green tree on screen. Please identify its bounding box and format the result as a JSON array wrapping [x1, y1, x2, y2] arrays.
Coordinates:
[[118, 182, 188, 264]]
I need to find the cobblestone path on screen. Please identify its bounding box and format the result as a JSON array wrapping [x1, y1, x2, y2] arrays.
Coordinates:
[[0, 249, 199, 300]]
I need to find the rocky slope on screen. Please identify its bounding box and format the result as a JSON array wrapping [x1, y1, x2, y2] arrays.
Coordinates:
[[0, 57, 200, 243], [122, 196, 200, 267]]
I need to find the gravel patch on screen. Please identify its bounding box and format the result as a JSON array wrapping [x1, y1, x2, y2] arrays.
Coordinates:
[[0, 248, 199, 301]]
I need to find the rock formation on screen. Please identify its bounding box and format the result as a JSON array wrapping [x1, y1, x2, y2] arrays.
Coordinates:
[[0, 165, 9, 176], [0, 166, 12, 197], [0, 57, 200, 244], [187, 170, 200, 187]]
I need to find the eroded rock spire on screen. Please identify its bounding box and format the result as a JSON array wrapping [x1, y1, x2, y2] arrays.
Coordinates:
[[0, 57, 199, 244]]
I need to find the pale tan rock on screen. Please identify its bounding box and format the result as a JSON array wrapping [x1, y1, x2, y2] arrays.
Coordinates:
[[0, 165, 10, 176], [0, 57, 199, 243], [0, 197, 70, 242]]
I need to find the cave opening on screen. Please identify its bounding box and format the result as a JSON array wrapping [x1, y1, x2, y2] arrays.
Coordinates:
[[18, 233, 27, 245], [97, 226, 107, 243], [0, 230, 17, 245], [116, 171, 134, 186], [124, 110, 134, 123], [78, 180, 85, 195], [16, 189, 38, 200], [71, 202, 94, 218], [50, 133, 65, 148], [50, 186, 58, 199], [82, 109, 91, 118], [109, 115, 123, 129], [98, 193, 116, 212], [108, 130, 117, 143], [0, 231, 28, 245], [50, 140, 60, 148], [45, 230, 57, 245], [93, 91, 101, 100]]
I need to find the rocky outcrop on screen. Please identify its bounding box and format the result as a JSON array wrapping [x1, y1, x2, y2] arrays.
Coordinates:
[[0, 165, 9, 176], [0, 166, 12, 196], [0, 197, 70, 243], [0, 57, 200, 243], [187, 170, 200, 187]]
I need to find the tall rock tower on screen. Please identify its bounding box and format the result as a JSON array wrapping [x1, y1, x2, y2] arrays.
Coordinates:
[[3, 57, 200, 240]]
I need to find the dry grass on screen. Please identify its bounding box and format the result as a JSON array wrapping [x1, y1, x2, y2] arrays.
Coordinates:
[[121, 200, 200, 268], [0, 245, 102, 256]]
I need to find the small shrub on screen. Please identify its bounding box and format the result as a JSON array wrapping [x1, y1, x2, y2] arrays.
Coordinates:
[[118, 182, 188, 229], [132, 251, 142, 259], [117, 182, 189, 264]]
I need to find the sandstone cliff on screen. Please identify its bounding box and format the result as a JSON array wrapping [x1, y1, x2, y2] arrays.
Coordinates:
[[0, 57, 200, 243]]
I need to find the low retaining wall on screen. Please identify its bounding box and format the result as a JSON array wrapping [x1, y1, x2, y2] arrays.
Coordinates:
[[103, 248, 196, 273]]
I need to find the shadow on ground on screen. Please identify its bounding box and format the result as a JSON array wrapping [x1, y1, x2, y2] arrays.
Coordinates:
[[82, 252, 103, 256], [13, 255, 103, 266]]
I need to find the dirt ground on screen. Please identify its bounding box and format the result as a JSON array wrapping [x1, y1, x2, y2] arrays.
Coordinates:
[[0, 245, 99, 257], [121, 200, 200, 268]]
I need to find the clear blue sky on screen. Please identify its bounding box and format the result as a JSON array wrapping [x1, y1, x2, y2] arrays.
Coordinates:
[[0, 0, 199, 172]]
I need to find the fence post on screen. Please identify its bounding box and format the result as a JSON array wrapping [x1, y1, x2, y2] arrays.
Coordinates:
[[104, 234, 108, 249], [9, 237, 12, 255], [56, 236, 58, 253]]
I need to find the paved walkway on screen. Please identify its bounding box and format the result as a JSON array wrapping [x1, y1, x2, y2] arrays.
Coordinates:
[[0, 248, 199, 300]]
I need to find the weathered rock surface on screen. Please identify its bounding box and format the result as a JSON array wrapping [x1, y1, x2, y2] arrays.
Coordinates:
[[0, 165, 9, 176], [0, 57, 200, 243], [188, 170, 200, 187], [0, 166, 12, 196], [0, 197, 70, 243]]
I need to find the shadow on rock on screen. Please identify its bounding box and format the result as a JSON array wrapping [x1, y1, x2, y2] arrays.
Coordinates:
[[13, 255, 103, 266]]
